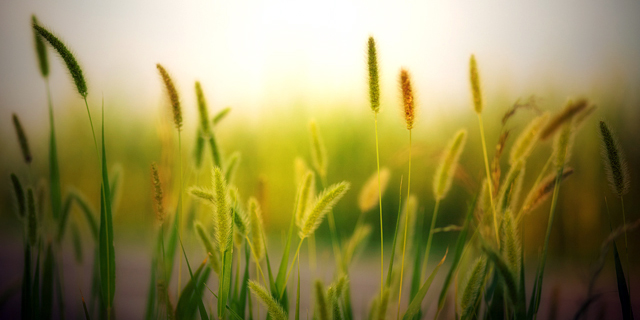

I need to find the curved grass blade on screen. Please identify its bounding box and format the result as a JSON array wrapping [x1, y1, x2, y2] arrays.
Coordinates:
[[69, 190, 99, 240], [613, 240, 634, 320], [98, 104, 115, 312], [402, 249, 447, 320], [56, 195, 73, 242]]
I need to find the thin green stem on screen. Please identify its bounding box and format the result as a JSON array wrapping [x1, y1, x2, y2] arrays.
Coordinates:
[[320, 175, 343, 270], [281, 239, 304, 300], [397, 129, 411, 319], [375, 113, 384, 296], [82, 98, 100, 159], [421, 199, 441, 279], [533, 166, 564, 314], [477, 114, 499, 244], [177, 131, 183, 297], [308, 234, 317, 274]]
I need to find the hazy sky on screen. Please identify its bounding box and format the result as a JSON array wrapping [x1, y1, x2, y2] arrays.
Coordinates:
[[1, 0, 640, 134]]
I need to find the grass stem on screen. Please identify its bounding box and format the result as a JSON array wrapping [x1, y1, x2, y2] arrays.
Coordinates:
[[421, 199, 441, 280], [281, 239, 304, 300], [477, 113, 499, 244], [375, 113, 384, 297], [397, 129, 411, 319]]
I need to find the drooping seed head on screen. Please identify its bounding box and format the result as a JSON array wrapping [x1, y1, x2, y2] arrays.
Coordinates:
[[195, 81, 210, 134], [497, 160, 525, 214], [469, 55, 483, 114], [309, 120, 328, 178], [367, 36, 380, 113], [12, 114, 32, 164], [599, 121, 629, 197], [248, 197, 266, 261], [249, 280, 288, 320], [358, 167, 390, 213], [553, 121, 574, 170], [433, 130, 467, 200], [299, 182, 350, 239], [540, 99, 587, 140], [31, 16, 49, 78], [509, 112, 549, 165], [156, 64, 182, 130], [33, 24, 87, 97], [500, 210, 520, 274], [342, 223, 372, 268], [521, 167, 574, 216], [399, 68, 415, 130], [150, 163, 164, 222], [10, 173, 26, 218]]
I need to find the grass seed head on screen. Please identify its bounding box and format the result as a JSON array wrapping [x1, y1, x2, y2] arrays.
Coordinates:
[[509, 112, 549, 165], [309, 120, 328, 178], [295, 171, 315, 228], [33, 23, 87, 97], [358, 167, 390, 213], [399, 68, 415, 130], [10, 173, 26, 218], [521, 167, 574, 216], [195, 81, 210, 134], [460, 257, 487, 318], [212, 166, 232, 252], [249, 280, 288, 320], [315, 280, 330, 320], [540, 98, 588, 140], [469, 54, 483, 114], [248, 197, 266, 261], [299, 182, 350, 239], [553, 121, 574, 170], [368, 36, 380, 113], [599, 121, 629, 197], [500, 210, 520, 274], [497, 160, 525, 214], [433, 129, 467, 200], [156, 64, 182, 130], [31, 16, 49, 78], [190, 186, 215, 204], [12, 114, 32, 164], [151, 163, 164, 222]]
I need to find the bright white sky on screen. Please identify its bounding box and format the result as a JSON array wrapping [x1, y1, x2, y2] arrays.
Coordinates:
[[1, 0, 640, 133]]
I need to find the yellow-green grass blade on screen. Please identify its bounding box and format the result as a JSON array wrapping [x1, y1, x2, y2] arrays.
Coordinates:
[[175, 259, 210, 320], [403, 250, 447, 320], [48, 99, 62, 222], [212, 107, 231, 126], [69, 190, 99, 240], [209, 134, 223, 168], [165, 208, 180, 281], [55, 195, 73, 243], [482, 244, 518, 306], [236, 243, 251, 319], [218, 245, 234, 318]]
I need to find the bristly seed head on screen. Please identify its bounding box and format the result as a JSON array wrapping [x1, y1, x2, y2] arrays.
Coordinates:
[[469, 55, 483, 114], [433, 130, 467, 200], [195, 81, 210, 134], [540, 99, 588, 140], [32, 16, 49, 78], [599, 121, 629, 197], [156, 64, 182, 130], [367, 36, 380, 114], [12, 114, 32, 164], [33, 23, 87, 97], [150, 163, 164, 222], [399, 68, 415, 130]]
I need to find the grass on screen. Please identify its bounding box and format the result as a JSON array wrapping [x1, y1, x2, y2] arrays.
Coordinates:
[[4, 17, 638, 320]]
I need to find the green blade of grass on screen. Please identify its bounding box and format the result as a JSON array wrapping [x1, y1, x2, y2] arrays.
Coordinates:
[[482, 244, 518, 305], [42, 244, 55, 320], [237, 243, 251, 319], [434, 194, 478, 319], [219, 247, 234, 318], [165, 208, 180, 280], [69, 190, 99, 240], [143, 254, 157, 320], [385, 177, 404, 288], [175, 259, 208, 319], [613, 240, 634, 320], [21, 242, 32, 320], [81, 291, 91, 320], [98, 103, 115, 311], [402, 250, 447, 320], [295, 255, 300, 320], [48, 104, 62, 222], [209, 135, 222, 168], [56, 195, 73, 243]]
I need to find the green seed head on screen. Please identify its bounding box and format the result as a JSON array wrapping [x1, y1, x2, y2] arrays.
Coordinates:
[[367, 36, 380, 113], [10, 173, 26, 218], [433, 129, 467, 200], [299, 182, 350, 239], [195, 81, 210, 134], [31, 16, 49, 78], [156, 64, 182, 130], [469, 55, 483, 114], [309, 120, 328, 178], [33, 23, 87, 97], [12, 114, 32, 164], [599, 121, 629, 197]]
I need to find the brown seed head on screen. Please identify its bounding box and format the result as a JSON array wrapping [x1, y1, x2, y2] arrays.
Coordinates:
[[156, 64, 182, 130], [540, 99, 588, 140], [399, 68, 415, 130]]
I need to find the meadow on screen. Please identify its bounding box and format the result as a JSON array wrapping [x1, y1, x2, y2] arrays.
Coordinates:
[[0, 14, 639, 320]]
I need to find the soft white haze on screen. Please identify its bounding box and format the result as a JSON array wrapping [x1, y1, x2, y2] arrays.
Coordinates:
[[1, 0, 640, 134]]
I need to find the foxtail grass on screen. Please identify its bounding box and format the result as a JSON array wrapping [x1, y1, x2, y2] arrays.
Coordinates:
[[249, 280, 288, 320], [358, 167, 390, 214], [460, 257, 487, 319], [469, 54, 500, 243], [368, 36, 386, 298], [10, 174, 26, 219], [509, 112, 549, 165], [422, 130, 467, 288], [599, 120, 631, 292], [12, 114, 32, 165], [397, 67, 416, 318]]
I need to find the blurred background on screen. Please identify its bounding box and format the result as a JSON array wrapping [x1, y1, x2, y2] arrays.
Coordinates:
[[1, 0, 640, 318]]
